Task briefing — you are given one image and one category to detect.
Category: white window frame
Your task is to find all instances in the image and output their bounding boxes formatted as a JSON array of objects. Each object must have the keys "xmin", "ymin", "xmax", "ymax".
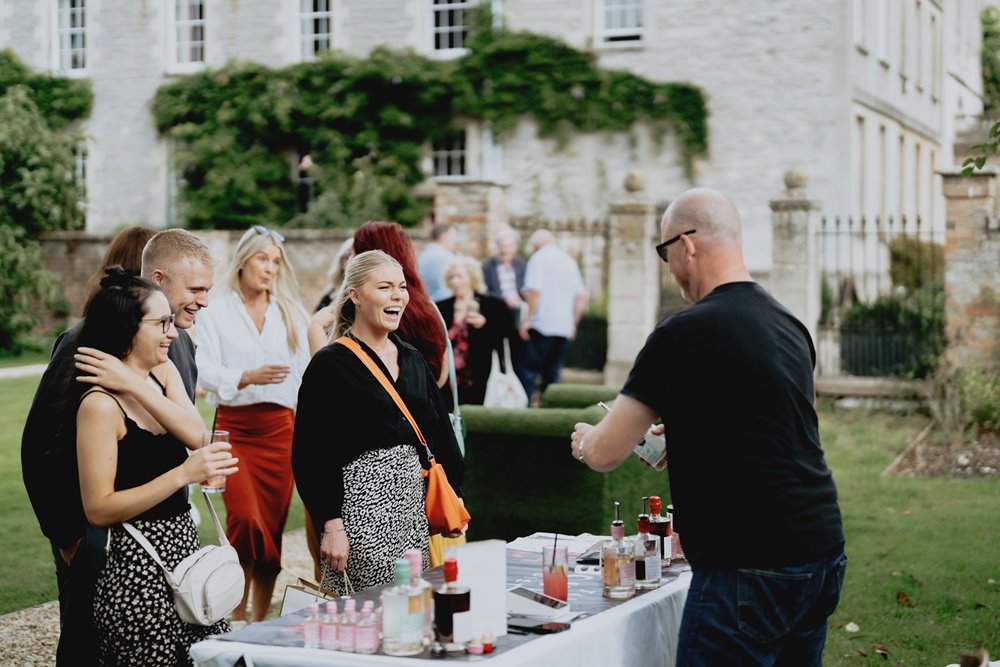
[
  {"xmin": 595, "ymin": 0, "xmax": 644, "ymax": 46},
  {"xmin": 300, "ymin": 0, "xmax": 335, "ymax": 60},
  {"xmin": 53, "ymin": 0, "xmax": 87, "ymax": 77},
  {"xmin": 431, "ymin": 128, "xmax": 468, "ymax": 179},
  {"xmin": 168, "ymin": 0, "xmax": 206, "ymax": 74},
  {"xmin": 430, "ymin": 0, "xmax": 472, "ymax": 59}
]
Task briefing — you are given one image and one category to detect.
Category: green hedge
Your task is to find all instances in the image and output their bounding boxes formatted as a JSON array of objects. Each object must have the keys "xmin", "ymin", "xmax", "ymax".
[
  {"xmin": 539, "ymin": 384, "xmax": 620, "ymax": 409},
  {"xmin": 460, "ymin": 405, "xmax": 670, "ymax": 542}
]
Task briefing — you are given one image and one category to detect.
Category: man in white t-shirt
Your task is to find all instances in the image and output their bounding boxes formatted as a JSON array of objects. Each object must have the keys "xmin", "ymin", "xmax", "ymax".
[{"xmin": 518, "ymin": 229, "xmax": 588, "ymax": 403}]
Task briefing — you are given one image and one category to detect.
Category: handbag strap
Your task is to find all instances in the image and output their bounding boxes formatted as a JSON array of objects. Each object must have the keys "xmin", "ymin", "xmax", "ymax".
[
  {"xmin": 435, "ymin": 307, "xmax": 462, "ymax": 422},
  {"xmin": 121, "ymin": 492, "xmax": 230, "ymax": 581},
  {"xmin": 334, "ymin": 336, "xmax": 429, "ymax": 450}
]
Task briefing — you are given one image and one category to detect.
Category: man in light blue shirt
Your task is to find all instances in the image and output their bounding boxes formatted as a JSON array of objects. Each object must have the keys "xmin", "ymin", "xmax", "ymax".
[
  {"xmin": 418, "ymin": 223, "xmax": 457, "ymax": 302},
  {"xmin": 518, "ymin": 229, "xmax": 588, "ymax": 402}
]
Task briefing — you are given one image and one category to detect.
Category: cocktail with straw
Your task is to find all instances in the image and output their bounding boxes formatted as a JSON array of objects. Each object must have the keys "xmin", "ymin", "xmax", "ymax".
[{"xmin": 542, "ymin": 533, "xmax": 569, "ymax": 601}]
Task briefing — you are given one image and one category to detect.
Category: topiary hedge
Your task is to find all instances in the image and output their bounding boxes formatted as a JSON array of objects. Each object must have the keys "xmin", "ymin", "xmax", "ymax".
[
  {"xmin": 539, "ymin": 383, "xmax": 620, "ymax": 409},
  {"xmin": 460, "ymin": 404, "xmax": 670, "ymax": 542}
]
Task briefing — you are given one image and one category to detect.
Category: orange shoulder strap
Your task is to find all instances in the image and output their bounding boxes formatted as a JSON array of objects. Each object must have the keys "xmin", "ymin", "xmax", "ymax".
[{"xmin": 334, "ymin": 336, "xmax": 428, "ymax": 449}]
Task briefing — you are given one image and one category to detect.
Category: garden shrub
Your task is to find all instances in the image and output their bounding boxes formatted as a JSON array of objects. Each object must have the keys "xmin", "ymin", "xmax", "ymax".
[
  {"xmin": 540, "ymin": 384, "xmax": 620, "ymax": 409},
  {"xmin": 0, "ymin": 226, "xmax": 60, "ymax": 353}
]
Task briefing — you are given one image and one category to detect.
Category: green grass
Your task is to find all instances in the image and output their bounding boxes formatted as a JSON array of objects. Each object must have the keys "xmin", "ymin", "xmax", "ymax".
[
  {"xmin": 820, "ymin": 408, "xmax": 1000, "ymax": 665},
  {"xmin": 0, "ymin": 350, "xmax": 51, "ymax": 369},
  {"xmin": 0, "ymin": 375, "xmax": 304, "ymax": 614}
]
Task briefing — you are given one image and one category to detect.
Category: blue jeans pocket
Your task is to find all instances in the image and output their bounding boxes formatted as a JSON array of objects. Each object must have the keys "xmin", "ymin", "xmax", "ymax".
[{"xmin": 737, "ymin": 567, "xmax": 813, "ymax": 643}]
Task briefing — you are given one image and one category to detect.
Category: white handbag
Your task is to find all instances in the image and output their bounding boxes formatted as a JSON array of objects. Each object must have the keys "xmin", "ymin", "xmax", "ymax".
[
  {"xmin": 123, "ymin": 492, "xmax": 244, "ymax": 626},
  {"xmin": 483, "ymin": 338, "xmax": 529, "ymax": 408}
]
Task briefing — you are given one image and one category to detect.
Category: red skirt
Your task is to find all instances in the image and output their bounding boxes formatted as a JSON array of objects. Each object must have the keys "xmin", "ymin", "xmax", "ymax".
[{"xmin": 216, "ymin": 403, "xmax": 295, "ymax": 572}]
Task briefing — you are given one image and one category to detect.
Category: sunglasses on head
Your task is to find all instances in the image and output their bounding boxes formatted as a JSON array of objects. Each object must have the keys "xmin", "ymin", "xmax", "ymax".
[{"xmin": 253, "ymin": 225, "xmax": 285, "ymax": 244}]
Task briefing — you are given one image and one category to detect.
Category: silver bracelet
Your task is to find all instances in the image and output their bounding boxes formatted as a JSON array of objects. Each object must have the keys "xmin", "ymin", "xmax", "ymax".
[{"xmin": 577, "ymin": 439, "xmax": 586, "ymax": 464}]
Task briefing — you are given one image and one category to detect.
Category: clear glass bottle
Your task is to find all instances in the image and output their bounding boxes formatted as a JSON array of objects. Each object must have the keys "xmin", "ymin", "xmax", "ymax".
[
  {"xmin": 337, "ymin": 598, "xmax": 357, "ymax": 653},
  {"xmin": 432, "ymin": 557, "xmax": 471, "ymax": 652},
  {"xmin": 648, "ymin": 495, "xmax": 672, "ymax": 570},
  {"xmin": 668, "ymin": 503, "xmax": 684, "ymax": 561},
  {"xmin": 602, "ymin": 501, "xmax": 636, "ymax": 599},
  {"xmin": 354, "ymin": 606, "xmax": 378, "ymax": 654},
  {"xmin": 405, "ymin": 548, "xmax": 434, "ymax": 645},
  {"xmin": 634, "ymin": 497, "xmax": 661, "ymax": 589},
  {"xmin": 382, "ymin": 559, "xmax": 424, "ymax": 656},
  {"xmin": 303, "ymin": 602, "xmax": 322, "ymax": 649},
  {"xmin": 321, "ymin": 601, "xmax": 339, "ymax": 650}
]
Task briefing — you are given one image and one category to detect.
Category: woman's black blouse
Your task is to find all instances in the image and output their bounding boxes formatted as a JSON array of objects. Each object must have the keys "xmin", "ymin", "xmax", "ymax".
[{"xmin": 292, "ymin": 333, "xmax": 464, "ymax": 529}]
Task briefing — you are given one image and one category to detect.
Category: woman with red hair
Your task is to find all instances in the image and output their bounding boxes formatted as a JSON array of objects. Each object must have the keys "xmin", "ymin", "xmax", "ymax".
[{"xmin": 353, "ymin": 221, "xmax": 448, "ymax": 387}]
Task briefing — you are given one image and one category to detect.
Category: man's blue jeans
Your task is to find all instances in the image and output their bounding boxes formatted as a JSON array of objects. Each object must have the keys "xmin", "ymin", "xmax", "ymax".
[
  {"xmin": 518, "ymin": 330, "xmax": 569, "ymax": 402},
  {"xmin": 676, "ymin": 548, "xmax": 847, "ymax": 666}
]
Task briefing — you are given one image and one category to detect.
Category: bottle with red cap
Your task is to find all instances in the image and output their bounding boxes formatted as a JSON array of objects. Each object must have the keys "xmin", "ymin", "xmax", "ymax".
[
  {"xmin": 432, "ymin": 558, "xmax": 471, "ymax": 653},
  {"xmin": 633, "ymin": 496, "xmax": 661, "ymax": 589},
  {"xmin": 648, "ymin": 495, "xmax": 672, "ymax": 570}
]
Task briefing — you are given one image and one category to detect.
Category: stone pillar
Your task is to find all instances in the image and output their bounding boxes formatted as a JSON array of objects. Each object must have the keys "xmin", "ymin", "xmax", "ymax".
[
  {"xmin": 769, "ymin": 169, "xmax": 822, "ymax": 345},
  {"xmin": 941, "ymin": 168, "xmax": 1000, "ymax": 368},
  {"xmin": 432, "ymin": 180, "xmax": 509, "ymax": 258},
  {"xmin": 604, "ymin": 171, "xmax": 661, "ymax": 388}
]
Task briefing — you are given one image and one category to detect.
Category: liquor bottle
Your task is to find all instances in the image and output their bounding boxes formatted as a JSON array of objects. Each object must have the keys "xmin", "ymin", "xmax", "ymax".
[
  {"xmin": 354, "ymin": 606, "xmax": 379, "ymax": 654},
  {"xmin": 303, "ymin": 603, "xmax": 322, "ymax": 649},
  {"xmin": 321, "ymin": 601, "xmax": 339, "ymax": 650},
  {"xmin": 668, "ymin": 504, "xmax": 684, "ymax": 561},
  {"xmin": 338, "ymin": 598, "xmax": 357, "ymax": 653},
  {"xmin": 404, "ymin": 548, "xmax": 434, "ymax": 645},
  {"xmin": 432, "ymin": 558, "xmax": 471, "ymax": 653},
  {"xmin": 602, "ymin": 501, "xmax": 636, "ymax": 599},
  {"xmin": 382, "ymin": 559, "xmax": 424, "ymax": 656},
  {"xmin": 633, "ymin": 497, "xmax": 661, "ymax": 589},
  {"xmin": 648, "ymin": 495, "xmax": 672, "ymax": 570}
]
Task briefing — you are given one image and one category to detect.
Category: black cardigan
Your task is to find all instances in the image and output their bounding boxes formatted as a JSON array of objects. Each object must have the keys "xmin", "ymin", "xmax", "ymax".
[
  {"xmin": 292, "ymin": 333, "xmax": 464, "ymax": 529},
  {"xmin": 435, "ymin": 294, "xmax": 514, "ymax": 406}
]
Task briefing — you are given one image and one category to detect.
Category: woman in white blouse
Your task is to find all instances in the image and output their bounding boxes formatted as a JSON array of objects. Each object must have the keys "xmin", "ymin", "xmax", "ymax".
[{"xmin": 195, "ymin": 225, "xmax": 310, "ymax": 623}]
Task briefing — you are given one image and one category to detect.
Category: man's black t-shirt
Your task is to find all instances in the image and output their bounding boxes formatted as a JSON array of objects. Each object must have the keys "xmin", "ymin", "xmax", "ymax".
[{"xmin": 621, "ymin": 282, "xmax": 844, "ymax": 569}]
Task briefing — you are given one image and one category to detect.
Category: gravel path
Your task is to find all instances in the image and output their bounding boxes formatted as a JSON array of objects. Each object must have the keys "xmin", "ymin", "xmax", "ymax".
[{"xmin": 0, "ymin": 528, "xmax": 314, "ymax": 666}]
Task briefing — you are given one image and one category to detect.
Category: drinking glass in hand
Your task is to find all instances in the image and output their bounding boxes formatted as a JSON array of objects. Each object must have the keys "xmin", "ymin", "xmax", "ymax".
[
  {"xmin": 542, "ymin": 545, "xmax": 569, "ymax": 601},
  {"xmin": 201, "ymin": 430, "xmax": 229, "ymax": 493}
]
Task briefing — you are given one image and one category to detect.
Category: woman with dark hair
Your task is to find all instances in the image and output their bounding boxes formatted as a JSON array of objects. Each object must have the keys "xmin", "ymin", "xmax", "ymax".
[
  {"xmin": 71, "ymin": 268, "xmax": 237, "ymax": 665},
  {"xmin": 353, "ymin": 221, "xmax": 447, "ymax": 386}
]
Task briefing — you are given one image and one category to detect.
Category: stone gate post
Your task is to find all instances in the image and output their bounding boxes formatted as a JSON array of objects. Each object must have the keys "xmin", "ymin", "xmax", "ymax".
[
  {"xmin": 604, "ymin": 171, "xmax": 661, "ymax": 388},
  {"xmin": 940, "ymin": 168, "xmax": 1000, "ymax": 368},
  {"xmin": 769, "ymin": 169, "xmax": 822, "ymax": 346}
]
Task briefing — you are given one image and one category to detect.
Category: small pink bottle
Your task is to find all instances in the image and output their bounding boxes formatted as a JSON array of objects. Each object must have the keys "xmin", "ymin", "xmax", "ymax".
[
  {"xmin": 321, "ymin": 601, "xmax": 339, "ymax": 650},
  {"xmin": 337, "ymin": 598, "xmax": 357, "ymax": 653},
  {"xmin": 354, "ymin": 606, "xmax": 378, "ymax": 654},
  {"xmin": 303, "ymin": 603, "xmax": 321, "ymax": 649}
]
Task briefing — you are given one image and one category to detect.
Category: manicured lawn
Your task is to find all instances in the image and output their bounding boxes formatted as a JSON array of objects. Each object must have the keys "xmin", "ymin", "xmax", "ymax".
[
  {"xmin": 0, "ymin": 374, "xmax": 304, "ymax": 614},
  {"xmin": 1, "ymin": 373, "xmax": 998, "ymax": 665}
]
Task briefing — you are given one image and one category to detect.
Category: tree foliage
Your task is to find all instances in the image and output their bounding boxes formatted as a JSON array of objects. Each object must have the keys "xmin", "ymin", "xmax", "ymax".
[
  {"xmin": 963, "ymin": 7, "xmax": 1000, "ymax": 174},
  {"xmin": 0, "ymin": 226, "xmax": 61, "ymax": 353},
  {"xmin": 152, "ymin": 13, "xmax": 709, "ymax": 229},
  {"xmin": 0, "ymin": 49, "xmax": 93, "ymax": 130}
]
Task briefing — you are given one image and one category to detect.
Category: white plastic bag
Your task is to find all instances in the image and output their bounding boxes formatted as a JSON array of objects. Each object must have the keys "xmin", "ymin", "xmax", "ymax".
[{"xmin": 483, "ymin": 338, "xmax": 528, "ymax": 408}]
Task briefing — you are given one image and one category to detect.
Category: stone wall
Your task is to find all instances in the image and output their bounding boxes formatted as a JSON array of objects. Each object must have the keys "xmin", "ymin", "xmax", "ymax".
[{"xmin": 941, "ymin": 169, "xmax": 1000, "ymax": 368}]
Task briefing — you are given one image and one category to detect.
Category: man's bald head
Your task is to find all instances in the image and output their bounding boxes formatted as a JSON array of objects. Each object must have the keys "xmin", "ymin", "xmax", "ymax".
[{"xmin": 661, "ymin": 188, "xmax": 742, "ymax": 246}]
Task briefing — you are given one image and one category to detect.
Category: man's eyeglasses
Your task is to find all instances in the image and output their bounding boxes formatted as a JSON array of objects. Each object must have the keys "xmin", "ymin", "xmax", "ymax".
[
  {"xmin": 655, "ymin": 229, "xmax": 697, "ymax": 263},
  {"xmin": 253, "ymin": 225, "xmax": 285, "ymax": 244},
  {"xmin": 141, "ymin": 314, "xmax": 175, "ymax": 334}
]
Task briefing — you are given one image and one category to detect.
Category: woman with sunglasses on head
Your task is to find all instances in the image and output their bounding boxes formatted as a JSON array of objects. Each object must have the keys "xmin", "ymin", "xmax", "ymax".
[
  {"xmin": 195, "ymin": 225, "xmax": 310, "ymax": 623},
  {"xmin": 71, "ymin": 268, "xmax": 236, "ymax": 665}
]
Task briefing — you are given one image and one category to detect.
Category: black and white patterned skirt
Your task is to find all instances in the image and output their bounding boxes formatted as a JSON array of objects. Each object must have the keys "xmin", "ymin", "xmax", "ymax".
[
  {"xmin": 320, "ymin": 444, "xmax": 430, "ymax": 595},
  {"xmin": 95, "ymin": 509, "xmax": 229, "ymax": 666}
]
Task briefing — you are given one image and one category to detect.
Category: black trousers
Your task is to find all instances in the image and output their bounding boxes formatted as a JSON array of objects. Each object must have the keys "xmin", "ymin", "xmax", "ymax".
[{"xmin": 51, "ymin": 524, "xmax": 108, "ymax": 666}]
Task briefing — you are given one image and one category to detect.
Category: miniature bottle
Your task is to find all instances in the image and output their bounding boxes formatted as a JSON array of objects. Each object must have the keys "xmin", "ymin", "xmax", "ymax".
[
  {"xmin": 337, "ymin": 598, "xmax": 357, "ymax": 653},
  {"xmin": 648, "ymin": 495, "xmax": 672, "ymax": 570},
  {"xmin": 321, "ymin": 601, "xmax": 339, "ymax": 650},
  {"xmin": 303, "ymin": 603, "xmax": 322, "ymax": 649},
  {"xmin": 432, "ymin": 557, "xmax": 471, "ymax": 652},
  {"xmin": 633, "ymin": 497, "xmax": 661, "ymax": 589},
  {"xmin": 354, "ymin": 606, "xmax": 379, "ymax": 654},
  {"xmin": 405, "ymin": 548, "xmax": 434, "ymax": 645},
  {"xmin": 602, "ymin": 501, "xmax": 636, "ymax": 599},
  {"xmin": 382, "ymin": 559, "xmax": 424, "ymax": 656},
  {"xmin": 668, "ymin": 504, "xmax": 684, "ymax": 561}
]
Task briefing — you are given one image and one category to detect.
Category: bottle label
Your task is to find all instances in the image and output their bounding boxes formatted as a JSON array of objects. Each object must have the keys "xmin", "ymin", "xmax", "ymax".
[
  {"xmin": 400, "ymin": 612, "xmax": 423, "ymax": 644},
  {"xmin": 644, "ymin": 556, "xmax": 660, "ymax": 579},
  {"xmin": 619, "ymin": 560, "xmax": 636, "ymax": 586},
  {"xmin": 321, "ymin": 624, "xmax": 338, "ymax": 650},
  {"xmin": 356, "ymin": 626, "xmax": 377, "ymax": 651}
]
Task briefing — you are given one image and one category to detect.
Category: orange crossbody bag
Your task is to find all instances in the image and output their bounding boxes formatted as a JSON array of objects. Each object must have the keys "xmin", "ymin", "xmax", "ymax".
[{"xmin": 335, "ymin": 336, "xmax": 471, "ymax": 535}]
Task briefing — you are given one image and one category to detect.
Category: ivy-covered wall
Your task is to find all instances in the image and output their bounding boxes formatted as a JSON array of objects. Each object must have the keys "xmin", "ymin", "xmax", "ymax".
[{"xmin": 152, "ymin": 14, "xmax": 708, "ymax": 230}]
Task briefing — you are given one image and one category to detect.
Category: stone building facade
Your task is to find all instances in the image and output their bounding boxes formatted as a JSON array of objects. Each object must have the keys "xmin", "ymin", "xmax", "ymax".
[{"xmin": 0, "ymin": 0, "xmax": 984, "ymax": 277}]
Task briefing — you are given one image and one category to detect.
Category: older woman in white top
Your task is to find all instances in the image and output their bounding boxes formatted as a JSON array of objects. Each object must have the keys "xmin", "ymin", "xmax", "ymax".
[{"xmin": 195, "ymin": 225, "xmax": 310, "ymax": 623}]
